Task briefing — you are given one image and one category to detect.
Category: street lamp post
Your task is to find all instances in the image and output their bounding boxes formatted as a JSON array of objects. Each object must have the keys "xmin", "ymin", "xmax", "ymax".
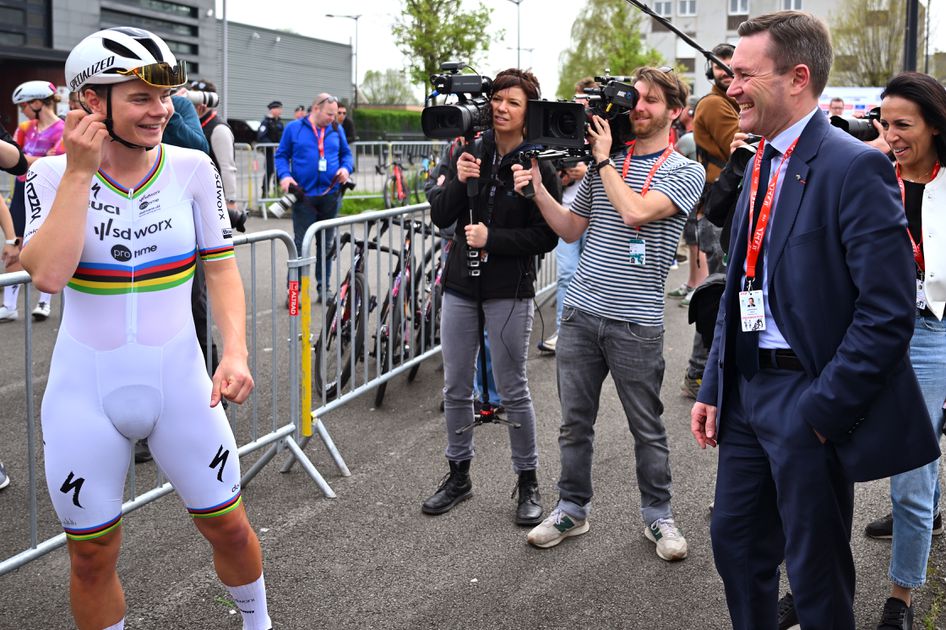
[
  {"xmin": 506, "ymin": 0, "xmax": 525, "ymax": 68},
  {"xmin": 325, "ymin": 13, "xmax": 361, "ymax": 107}
]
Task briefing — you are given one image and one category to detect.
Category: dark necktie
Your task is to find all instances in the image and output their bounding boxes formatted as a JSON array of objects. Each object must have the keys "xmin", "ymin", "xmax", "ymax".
[{"xmin": 734, "ymin": 143, "xmax": 780, "ymax": 380}]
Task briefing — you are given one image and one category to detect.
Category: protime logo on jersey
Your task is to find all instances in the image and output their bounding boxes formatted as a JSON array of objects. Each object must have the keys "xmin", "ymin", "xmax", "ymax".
[
  {"xmin": 94, "ymin": 217, "xmax": 172, "ymax": 241},
  {"xmin": 110, "ymin": 243, "xmax": 158, "ymax": 262}
]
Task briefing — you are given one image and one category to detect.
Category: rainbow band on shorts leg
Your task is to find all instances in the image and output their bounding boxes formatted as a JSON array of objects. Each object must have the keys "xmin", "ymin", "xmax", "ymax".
[
  {"xmin": 64, "ymin": 513, "xmax": 123, "ymax": 541},
  {"xmin": 188, "ymin": 492, "xmax": 242, "ymax": 519}
]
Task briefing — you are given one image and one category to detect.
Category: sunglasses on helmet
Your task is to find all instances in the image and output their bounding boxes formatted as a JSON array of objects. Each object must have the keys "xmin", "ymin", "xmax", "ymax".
[{"xmin": 117, "ymin": 61, "xmax": 189, "ymax": 88}]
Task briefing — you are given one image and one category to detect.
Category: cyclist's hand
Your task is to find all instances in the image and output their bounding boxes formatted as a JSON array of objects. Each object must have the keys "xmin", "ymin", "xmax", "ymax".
[
  {"xmin": 211, "ymin": 354, "xmax": 255, "ymax": 406},
  {"xmin": 63, "ymin": 110, "xmax": 108, "ymax": 176},
  {"xmin": 465, "ymin": 222, "xmax": 488, "ymax": 249},
  {"xmin": 279, "ymin": 176, "xmax": 297, "ymax": 193},
  {"xmin": 457, "ymin": 152, "xmax": 481, "ymax": 183},
  {"xmin": 335, "ymin": 167, "xmax": 349, "ymax": 183}
]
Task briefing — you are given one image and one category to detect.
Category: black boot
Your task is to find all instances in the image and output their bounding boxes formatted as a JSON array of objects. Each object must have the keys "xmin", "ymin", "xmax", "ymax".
[
  {"xmin": 513, "ymin": 469, "xmax": 543, "ymax": 526},
  {"xmin": 422, "ymin": 460, "xmax": 473, "ymax": 515}
]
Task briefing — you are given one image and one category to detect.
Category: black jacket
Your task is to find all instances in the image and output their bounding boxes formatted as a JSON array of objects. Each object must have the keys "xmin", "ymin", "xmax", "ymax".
[
  {"xmin": 257, "ymin": 115, "xmax": 284, "ymax": 144},
  {"xmin": 430, "ymin": 130, "xmax": 561, "ymax": 300}
]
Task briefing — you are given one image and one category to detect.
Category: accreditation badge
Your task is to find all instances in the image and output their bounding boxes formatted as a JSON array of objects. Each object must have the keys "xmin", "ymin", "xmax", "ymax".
[
  {"xmin": 917, "ymin": 278, "xmax": 928, "ymax": 310},
  {"xmin": 739, "ymin": 290, "xmax": 766, "ymax": 332},
  {"xmin": 628, "ymin": 237, "xmax": 646, "ymax": 266},
  {"xmin": 318, "ymin": 158, "xmax": 328, "ymax": 172}
]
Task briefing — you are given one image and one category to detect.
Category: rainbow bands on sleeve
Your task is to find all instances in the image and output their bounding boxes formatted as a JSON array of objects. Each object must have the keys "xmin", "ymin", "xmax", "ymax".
[{"xmin": 199, "ymin": 245, "xmax": 235, "ymax": 262}]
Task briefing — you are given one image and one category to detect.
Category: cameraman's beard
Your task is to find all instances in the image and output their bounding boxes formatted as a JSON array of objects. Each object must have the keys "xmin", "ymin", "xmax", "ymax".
[{"xmin": 632, "ymin": 110, "xmax": 672, "ymax": 140}]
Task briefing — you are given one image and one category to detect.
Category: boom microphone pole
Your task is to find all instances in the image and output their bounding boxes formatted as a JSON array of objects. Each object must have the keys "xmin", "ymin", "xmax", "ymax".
[{"xmin": 623, "ymin": 0, "xmax": 734, "ymax": 77}]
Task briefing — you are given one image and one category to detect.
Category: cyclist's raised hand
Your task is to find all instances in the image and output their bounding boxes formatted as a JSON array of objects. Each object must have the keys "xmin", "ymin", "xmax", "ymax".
[{"xmin": 63, "ymin": 109, "xmax": 108, "ymax": 176}]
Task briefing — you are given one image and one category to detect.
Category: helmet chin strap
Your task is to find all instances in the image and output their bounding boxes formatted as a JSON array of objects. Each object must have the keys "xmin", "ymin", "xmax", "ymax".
[{"xmin": 103, "ymin": 86, "xmax": 157, "ymax": 151}]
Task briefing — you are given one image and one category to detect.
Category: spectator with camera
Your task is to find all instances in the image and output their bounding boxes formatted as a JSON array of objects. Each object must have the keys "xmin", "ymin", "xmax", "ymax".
[
  {"xmin": 852, "ymin": 71, "xmax": 946, "ymax": 630},
  {"xmin": 424, "ymin": 68, "xmax": 560, "ymax": 526},
  {"xmin": 258, "ymin": 100, "xmax": 284, "ymax": 198},
  {"xmin": 275, "ymin": 93, "xmax": 353, "ymax": 302},
  {"xmin": 517, "ymin": 67, "xmax": 704, "ymax": 558}
]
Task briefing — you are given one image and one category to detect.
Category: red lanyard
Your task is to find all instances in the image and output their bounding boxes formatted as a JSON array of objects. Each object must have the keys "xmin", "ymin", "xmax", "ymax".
[
  {"xmin": 745, "ymin": 138, "xmax": 798, "ymax": 285},
  {"xmin": 896, "ymin": 161, "xmax": 940, "ymax": 272},
  {"xmin": 308, "ymin": 119, "xmax": 326, "ymax": 158},
  {"xmin": 199, "ymin": 111, "xmax": 216, "ymax": 128},
  {"xmin": 621, "ymin": 141, "xmax": 675, "ymax": 194}
]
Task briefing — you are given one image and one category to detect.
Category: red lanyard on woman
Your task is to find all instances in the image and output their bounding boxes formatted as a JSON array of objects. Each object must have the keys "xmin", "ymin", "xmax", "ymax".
[
  {"xmin": 896, "ymin": 161, "xmax": 941, "ymax": 271},
  {"xmin": 744, "ymin": 138, "xmax": 798, "ymax": 287}
]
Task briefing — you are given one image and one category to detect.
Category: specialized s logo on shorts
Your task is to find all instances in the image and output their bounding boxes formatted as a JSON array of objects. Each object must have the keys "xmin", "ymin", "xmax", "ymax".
[
  {"xmin": 60, "ymin": 471, "xmax": 85, "ymax": 508},
  {"xmin": 209, "ymin": 445, "xmax": 230, "ymax": 483}
]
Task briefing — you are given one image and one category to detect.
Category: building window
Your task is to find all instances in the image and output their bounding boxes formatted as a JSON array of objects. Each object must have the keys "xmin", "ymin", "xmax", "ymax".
[
  {"xmin": 676, "ymin": 58, "xmax": 696, "ymax": 72},
  {"xmin": 109, "ymin": 0, "xmax": 197, "ymax": 19},
  {"xmin": 100, "ymin": 8, "xmax": 198, "ymax": 38},
  {"xmin": 783, "ymin": 0, "xmax": 801, "ymax": 8},
  {"xmin": 729, "ymin": 0, "xmax": 748, "ymax": 14},
  {"xmin": 678, "ymin": 0, "xmax": 696, "ymax": 15},
  {"xmin": 653, "ymin": 1, "xmax": 672, "ymax": 17},
  {"xmin": 0, "ymin": 0, "xmax": 50, "ymax": 48},
  {"xmin": 165, "ymin": 40, "xmax": 198, "ymax": 56}
]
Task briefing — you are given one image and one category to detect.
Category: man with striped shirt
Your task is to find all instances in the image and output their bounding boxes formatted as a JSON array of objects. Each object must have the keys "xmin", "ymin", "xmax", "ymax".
[{"xmin": 514, "ymin": 67, "xmax": 705, "ymax": 558}]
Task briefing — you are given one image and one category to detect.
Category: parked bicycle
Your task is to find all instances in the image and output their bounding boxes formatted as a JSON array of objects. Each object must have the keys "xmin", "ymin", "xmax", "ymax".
[
  {"xmin": 375, "ymin": 150, "xmax": 412, "ymax": 209},
  {"xmin": 372, "ymin": 217, "xmax": 441, "ymax": 407},
  {"xmin": 411, "ymin": 153, "xmax": 437, "ymax": 204},
  {"xmin": 407, "ymin": 237, "xmax": 450, "ymax": 384}
]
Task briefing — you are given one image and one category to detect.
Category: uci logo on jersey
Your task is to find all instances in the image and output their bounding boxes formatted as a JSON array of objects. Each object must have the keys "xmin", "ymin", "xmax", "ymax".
[
  {"xmin": 94, "ymin": 218, "xmax": 172, "ymax": 241},
  {"xmin": 90, "ymin": 201, "xmax": 120, "ymax": 216}
]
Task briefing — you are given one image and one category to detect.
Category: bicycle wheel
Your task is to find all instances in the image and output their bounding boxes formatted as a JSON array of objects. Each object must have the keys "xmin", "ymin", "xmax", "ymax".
[
  {"xmin": 412, "ymin": 168, "xmax": 427, "ymax": 204},
  {"xmin": 313, "ymin": 272, "xmax": 367, "ymax": 400},
  {"xmin": 408, "ymin": 250, "xmax": 441, "ymax": 382},
  {"xmin": 382, "ymin": 173, "xmax": 394, "ymax": 209}
]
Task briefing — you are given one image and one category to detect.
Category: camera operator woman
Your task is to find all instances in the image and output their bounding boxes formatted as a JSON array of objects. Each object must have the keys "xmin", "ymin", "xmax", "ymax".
[
  {"xmin": 1, "ymin": 81, "xmax": 65, "ymax": 322},
  {"xmin": 862, "ymin": 71, "xmax": 946, "ymax": 628},
  {"xmin": 424, "ymin": 68, "xmax": 561, "ymax": 525}
]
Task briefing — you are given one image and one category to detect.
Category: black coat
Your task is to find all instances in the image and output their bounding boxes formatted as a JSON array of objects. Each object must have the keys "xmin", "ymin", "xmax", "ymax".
[{"xmin": 430, "ymin": 131, "xmax": 561, "ymax": 300}]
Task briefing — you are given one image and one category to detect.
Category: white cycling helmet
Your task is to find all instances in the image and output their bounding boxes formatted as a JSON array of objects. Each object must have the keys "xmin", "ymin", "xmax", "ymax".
[
  {"xmin": 65, "ymin": 26, "xmax": 186, "ymax": 93},
  {"xmin": 65, "ymin": 27, "xmax": 187, "ymax": 150},
  {"xmin": 12, "ymin": 81, "xmax": 57, "ymax": 104}
]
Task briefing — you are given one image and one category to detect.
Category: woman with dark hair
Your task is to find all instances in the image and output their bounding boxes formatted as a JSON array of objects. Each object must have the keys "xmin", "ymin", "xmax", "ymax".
[
  {"xmin": 863, "ymin": 71, "xmax": 946, "ymax": 629},
  {"xmin": 424, "ymin": 68, "xmax": 561, "ymax": 525}
]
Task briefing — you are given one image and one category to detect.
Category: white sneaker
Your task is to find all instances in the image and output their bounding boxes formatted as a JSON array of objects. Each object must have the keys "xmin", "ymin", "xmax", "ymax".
[
  {"xmin": 537, "ymin": 333, "xmax": 557, "ymax": 353},
  {"xmin": 679, "ymin": 288, "xmax": 696, "ymax": 308},
  {"xmin": 0, "ymin": 306, "xmax": 18, "ymax": 322},
  {"xmin": 644, "ymin": 517, "xmax": 688, "ymax": 561},
  {"xmin": 527, "ymin": 507, "xmax": 589, "ymax": 548},
  {"xmin": 32, "ymin": 301, "xmax": 50, "ymax": 321}
]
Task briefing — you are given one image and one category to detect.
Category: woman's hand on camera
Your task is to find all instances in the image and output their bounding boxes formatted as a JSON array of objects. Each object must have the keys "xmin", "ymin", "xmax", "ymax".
[
  {"xmin": 587, "ymin": 114, "xmax": 613, "ymax": 163},
  {"xmin": 864, "ymin": 120, "xmax": 891, "ymax": 155},
  {"xmin": 465, "ymin": 222, "xmax": 488, "ymax": 249},
  {"xmin": 456, "ymin": 152, "xmax": 481, "ymax": 183},
  {"xmin": 63, "ymin": 110, "xmax": 108, "ymax": 176},
  {"xmin": 511, "ymin": 158, "xmax": 542, "ymax": 196}
]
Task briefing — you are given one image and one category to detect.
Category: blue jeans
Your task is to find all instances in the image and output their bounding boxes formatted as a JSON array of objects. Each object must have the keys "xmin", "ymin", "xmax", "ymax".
[
  {"xmin": 554, "ymin": 236, "xmax": 584, "ymax": 329},
  {"xmin": 889, "ymin": 313, "xmax": 946, "ymax": 588},
  {"xmin": 292, "ymin": 190, "xmax": 340, "ymax": 292},
  {"xmin": 555, "ymin": 306, "xmax": 673, "ymax": 525}
]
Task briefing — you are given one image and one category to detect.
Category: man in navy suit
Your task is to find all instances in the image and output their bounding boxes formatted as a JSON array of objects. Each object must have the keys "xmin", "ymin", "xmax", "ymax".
[{"xmin": 689, "ymin": 11, "xmax": 941, "ymax": 630}]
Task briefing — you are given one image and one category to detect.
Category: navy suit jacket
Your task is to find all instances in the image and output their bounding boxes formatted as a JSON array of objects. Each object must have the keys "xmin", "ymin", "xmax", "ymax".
[{"xmin": 697, "ymin": 112, "xmax": 941, "ymax": 482}]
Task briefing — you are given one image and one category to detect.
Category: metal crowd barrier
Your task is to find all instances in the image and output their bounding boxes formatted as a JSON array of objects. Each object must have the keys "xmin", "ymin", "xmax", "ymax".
[
  {"xmin": 236, "ymin": 141, "xmax": 447, "ymax": 215},
  {"xmin": 0, "ymin": 229, "xmax": 339, "ymax": 577},
  {"xmin": 284, "ymin": 202, "xmax": 558, "ymax": 468}
]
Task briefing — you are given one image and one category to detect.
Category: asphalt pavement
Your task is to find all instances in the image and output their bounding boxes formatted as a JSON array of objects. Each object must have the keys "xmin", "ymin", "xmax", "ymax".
[{"xmin": 0, "ymin": 216, "xmax": 944, "ymax": 629}]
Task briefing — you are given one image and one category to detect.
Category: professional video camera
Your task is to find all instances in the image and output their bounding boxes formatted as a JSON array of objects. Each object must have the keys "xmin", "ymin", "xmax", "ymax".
[
  {"xmin": 830, "ymin": 106, "xmax": 881, "ymax": 141},
  {"xmin": 421, "ymin": 62, "xmax": 493, "ymax": 140},
  {"xmin": 525, "ymin": 72, "xmax": 639, "ymax": 151},
  {"xmin": 186, "ymin": 90, "xmax": 219, "ymax": 109}
]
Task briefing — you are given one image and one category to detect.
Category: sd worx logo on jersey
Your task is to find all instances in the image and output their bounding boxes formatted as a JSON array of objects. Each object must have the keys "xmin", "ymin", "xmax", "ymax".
[
  {"xmin": 25, "ymin": 171, "xmax": 41, "ymax": 224},
  {"xmin": 94, "ymin": 217, "xmax": 172, "ymax": 242}
]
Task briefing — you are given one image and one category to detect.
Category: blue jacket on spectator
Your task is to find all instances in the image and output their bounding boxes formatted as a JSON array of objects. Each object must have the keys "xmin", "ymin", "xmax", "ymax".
[
  {"xmin": 274, "ymin": 118, "xmax": 353, "ymax": 197},
  {"xmin": 163, "ymin": 95, "xmax": 209, "ymax": 153}
]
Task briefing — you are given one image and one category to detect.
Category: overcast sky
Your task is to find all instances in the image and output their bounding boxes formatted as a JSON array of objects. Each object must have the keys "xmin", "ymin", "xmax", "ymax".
[{"xmin": 218, "ymin": 0, "xmax": 944, "ymax": 98}]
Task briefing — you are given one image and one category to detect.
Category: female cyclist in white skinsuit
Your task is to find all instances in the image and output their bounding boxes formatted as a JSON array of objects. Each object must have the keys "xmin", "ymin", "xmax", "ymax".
[{"xmin": 20, "ymin": 27, "xmax": 271, "ymax": 630}]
